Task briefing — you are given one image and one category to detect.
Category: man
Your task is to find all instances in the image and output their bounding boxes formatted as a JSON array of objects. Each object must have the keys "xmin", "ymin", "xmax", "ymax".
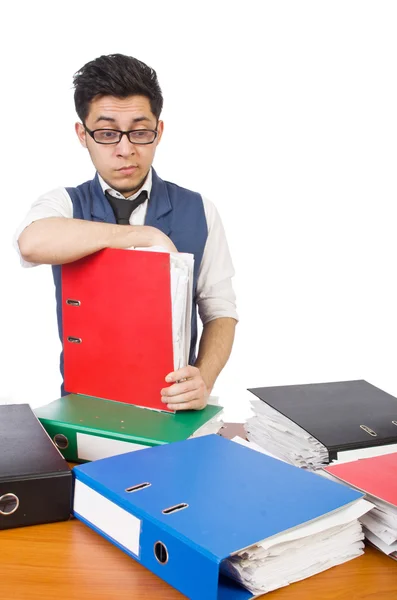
[{"xmin": 16, "ymin": 54, "xmax": 238, "ymax": 411}]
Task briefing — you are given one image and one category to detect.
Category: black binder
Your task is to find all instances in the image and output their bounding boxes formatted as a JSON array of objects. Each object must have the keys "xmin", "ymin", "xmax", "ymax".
[
  {"xmin": 0, "ymin": 404, "xmax": 72, "ymax": 530},
  {"xmin": 248, "ymin": 380, "xmax": 397, "ymax": 460}
]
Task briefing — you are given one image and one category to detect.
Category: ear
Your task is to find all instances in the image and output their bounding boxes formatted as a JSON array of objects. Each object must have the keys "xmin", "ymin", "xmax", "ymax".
[
  {"xmin": 156, "ymin": 120, "xmax": 164, "ymax": 144},
  {"xmin": 75, "ymin": 122, "xmax": 87, "ymax": 148}
]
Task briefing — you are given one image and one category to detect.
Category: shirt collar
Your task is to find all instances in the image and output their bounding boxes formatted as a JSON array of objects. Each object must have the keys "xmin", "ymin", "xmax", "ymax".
[{"xmin": 97, "ymin": 168, "xmax": 152, "ymax": 201}]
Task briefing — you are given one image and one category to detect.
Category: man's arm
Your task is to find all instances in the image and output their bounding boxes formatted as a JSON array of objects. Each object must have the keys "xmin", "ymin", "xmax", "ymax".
[
  {"xmin": 194, "ymin": 317, "xmax": 237, "ymax": 392},
  {"xmin": 18, "ymin": 217, "xmax": 177, "ymax": 265},
  {"xmin": 160, "ymin": 317, "xmax": 237, "ymax": 410}
]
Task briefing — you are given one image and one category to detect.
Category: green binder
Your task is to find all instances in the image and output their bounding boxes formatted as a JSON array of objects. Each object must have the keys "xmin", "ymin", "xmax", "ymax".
[{"xmin": 35, "ymin": 394, "xmax": 223, "ymax": 463}]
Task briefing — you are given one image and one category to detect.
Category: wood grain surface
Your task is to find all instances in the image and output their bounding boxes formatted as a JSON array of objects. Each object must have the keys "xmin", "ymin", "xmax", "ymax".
[{"xmin": 1, "ymin": 517, "xmax": 396, "ymax": 600}]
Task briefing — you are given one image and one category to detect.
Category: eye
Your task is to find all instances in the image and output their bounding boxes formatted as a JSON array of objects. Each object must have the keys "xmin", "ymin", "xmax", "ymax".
[
  {"xmin": 129, "ymin": 130, "xmax": 156, "ymax": 143},
  {"xmin": 103, "ymin": 130, "xmax": 119, "ymax": 138},
  {"xmin": 95, "ymin": 129, "xmax": 120, "ymax": 142}
]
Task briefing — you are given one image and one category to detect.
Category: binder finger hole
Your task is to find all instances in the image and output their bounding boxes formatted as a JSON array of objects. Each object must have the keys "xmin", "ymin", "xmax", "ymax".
[
  {"xmin": 154, "ymin": 541, "xmax": 168, "ymax": 564},
  {"xmin": 67, "ymin": 336, "xmax": 82, "ymax": 344},
  {"xmin": 0, "ymin": 493, "xmax": 19, "ymax": 516},
  {"xmin": 162, "ymin": 503, "xmax": 189, "ymax": 515},
  {"xmin": 66, "ymin": 299, "xmax": 81, "ymax": 306},
  {"xmin": 359, "ymin": 425, "xmax": 377, "ymax": 437},
  {"xmin": 54, "ymin": 433, "xmax": 69, "ymax": 449},
  {"xmin": 125, "ymin": 482, "xmax": 151, "ymax": 493}
]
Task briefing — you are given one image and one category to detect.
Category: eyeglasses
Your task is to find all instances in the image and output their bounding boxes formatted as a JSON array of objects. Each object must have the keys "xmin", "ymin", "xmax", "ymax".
[{"xmin": 84, "ymin": 125, "xmax": 158, "ymax": 145}]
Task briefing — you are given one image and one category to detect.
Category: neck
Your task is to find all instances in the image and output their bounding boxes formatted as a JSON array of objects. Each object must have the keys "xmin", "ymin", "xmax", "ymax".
[{"xmin": 100, "ymin": 170, "xmax": 150, "ymax": 198}]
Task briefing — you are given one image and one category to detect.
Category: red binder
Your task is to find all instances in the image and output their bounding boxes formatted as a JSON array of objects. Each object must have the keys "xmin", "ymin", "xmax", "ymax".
[
  {"xmin": 62, "ymin": 248, "xmax": 175, "ymax": 412},
  {"xmin": 325, "ymin": 453, "xmax": 397, "ymax": 506}
]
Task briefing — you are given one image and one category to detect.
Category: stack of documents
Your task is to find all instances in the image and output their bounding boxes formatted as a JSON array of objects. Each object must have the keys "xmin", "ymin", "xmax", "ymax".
[
  {"xmin": 222, "ymin": 501, "xmax": 369, "ymax": 595},
  {"xmin": 62, "ymin": 247, "xmax": 194, "ymax": 411},
  {"xmin": 245, "ymin": 380, "xmax": 397, "ymax": 469},
  {"xmin": 325, "ymin": 453, "xmax": 397, "ymax": 561},
  {"xmin": 224, "ymin": 436, "xmax": 372, "ymax": 593},
  {"xmin": 245, "ymin": 399, "xmax": 328, "ymax": 468},
  {"xmin": 169, "ymin": 251, "xmax": 194, "ymax": 370},
  {"xmin": 136, "ymin": 247, "xmax": 194, "ymax": 370},
  {"xmin": 72, "ymin": 434, "xmax": 372, "ymax": 599}
]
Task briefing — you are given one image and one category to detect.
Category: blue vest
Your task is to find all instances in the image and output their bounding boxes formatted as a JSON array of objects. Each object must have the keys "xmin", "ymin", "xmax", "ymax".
[{"xmin": 52, "ymin": 169, "xmax": 208, "ymax": 394}]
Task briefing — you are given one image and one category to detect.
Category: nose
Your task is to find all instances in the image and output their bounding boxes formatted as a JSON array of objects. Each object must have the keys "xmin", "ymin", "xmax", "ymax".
[{"xmin": 116, "ymin": 132, "xmax": 136, "ymax": 156}]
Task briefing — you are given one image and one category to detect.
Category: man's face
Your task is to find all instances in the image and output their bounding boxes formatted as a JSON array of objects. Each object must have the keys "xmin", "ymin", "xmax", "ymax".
[{"xmin": 75, "ymin": 95, "xmax": 163, "ymax": 197}]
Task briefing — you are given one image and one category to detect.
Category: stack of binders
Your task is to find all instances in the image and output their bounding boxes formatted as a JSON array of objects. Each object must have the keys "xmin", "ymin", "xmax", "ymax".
[
  {"xmin": 324, "ymin": 453, "xmax": 397, "ymax": 561},
  {"xmin": 36, "ymin": 247, "xmax": 223, "ymax": 462},
  {"xmin": 245, "ymin": 380, "xmax": 397, "ymax": 469},
  {"xmin": 72, "ymin": 434, "xmax": 373, "ymax": 599},
  {"xmin": 0, "ymin": 404, "xmax": 72, "ymax": 530}
]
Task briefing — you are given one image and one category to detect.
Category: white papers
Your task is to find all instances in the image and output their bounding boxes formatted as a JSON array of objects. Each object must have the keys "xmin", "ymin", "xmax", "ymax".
[
  {"xmin": 245, "ymin": 399, "xmax": 329, "ymax": 469},
  {"xmin": 226, "ymin": 437, "xmax": 374, "ymax": 594},
  {"xmin": 324, "ymin": 473, "xmax": 397, "ymax": 560},
  {"xmin": 132, "ymin": 247, "xmax": 194, "ymax": 370},
  {"xmin": 222, "ymin": 499, "xmax": 372, "ymax": 595},
  {"xmin": 360, "ymin": 499, "xmax": 397, "ymax": 558},
  {"xmin": 364, "ymin": 528, "xmax": 397, "ymax": 554},
  {"xmin": 169, "ymin": 253, "xmax": 194, "ymax": 369},
  {"xmin": 245, "ymin": 399, "xmax": 397, "ymax": 470},
  {"xmin": 360, "ymin": 505, "xmax": 397, "ymax": 544},
  {"xmin": 191, "ymin": 411, "xmax": 224, "ymax": 438}
]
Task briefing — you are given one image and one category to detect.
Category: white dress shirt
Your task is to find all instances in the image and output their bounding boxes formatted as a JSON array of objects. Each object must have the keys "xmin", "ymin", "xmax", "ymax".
[{"xmin": 14, "ymin": 170, "xmax": 238, "ymax": 325}]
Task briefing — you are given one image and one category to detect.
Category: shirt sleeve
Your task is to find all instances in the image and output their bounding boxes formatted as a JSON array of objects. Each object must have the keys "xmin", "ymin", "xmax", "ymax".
[
  {"xmin": 196, "ymin": 196, "xmax": 239, "ymax": 325},
  {"xmin": 13, "ymin": 187, "xmax": 73, "ymax": 268}
]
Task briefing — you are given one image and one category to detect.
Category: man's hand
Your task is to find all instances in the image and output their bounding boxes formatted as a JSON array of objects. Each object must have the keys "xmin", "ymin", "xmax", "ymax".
[
  {"xmin": 161, "ymin": 366, "xmax": 209, "ymax": 411},
  {"xmin": 115, "ymin": 226, "xmax": 178, "ymax": 253},
  {"xmin": 109, "ymin": 225, "xmax": 177, "ymax": 253},
  {"xmin": 153, "ymin": 229, "xmax": 178, "ymax": 253}
]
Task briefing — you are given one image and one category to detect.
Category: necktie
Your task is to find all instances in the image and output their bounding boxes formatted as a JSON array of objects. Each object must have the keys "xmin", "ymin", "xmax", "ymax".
[{"xmin": 105, "ymin": 190, "xmax": 148, "ymax": 225}]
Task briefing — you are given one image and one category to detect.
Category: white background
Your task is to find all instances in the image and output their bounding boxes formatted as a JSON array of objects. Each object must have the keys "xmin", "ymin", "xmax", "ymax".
[{"xmin": 1, "ymin": 1, "xmax": 396, "ymax": 422}]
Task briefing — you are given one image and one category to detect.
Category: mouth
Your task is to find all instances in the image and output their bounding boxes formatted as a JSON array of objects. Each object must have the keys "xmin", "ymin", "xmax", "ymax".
[{"xmin": 117, "ymin": 166, "xmax": 138, "ymax": 175}]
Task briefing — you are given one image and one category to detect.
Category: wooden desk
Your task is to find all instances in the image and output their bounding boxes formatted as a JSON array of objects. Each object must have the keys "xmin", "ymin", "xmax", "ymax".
[{"xmin": 1, "ymin": 518, "xmax": 396, "ymax": 600}]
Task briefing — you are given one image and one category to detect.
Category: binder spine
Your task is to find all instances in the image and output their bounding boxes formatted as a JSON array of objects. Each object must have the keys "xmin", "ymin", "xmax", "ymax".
[
  {"xmin": 73, "ymin": 476, "xmax": 220, "ymax": 600},
  {"xmin": 138, "ymin": 518, "xmax": 221, "ymax": 600},
  {"xmin": 0, "ymin": 474, "xmax": 72, "ymax": 530}
]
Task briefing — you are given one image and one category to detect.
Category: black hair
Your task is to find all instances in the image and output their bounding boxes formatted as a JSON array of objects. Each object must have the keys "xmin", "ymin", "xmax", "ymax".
[{"xmin": 73, "ymin": 53, "xmax": 163, "ymax": 122}]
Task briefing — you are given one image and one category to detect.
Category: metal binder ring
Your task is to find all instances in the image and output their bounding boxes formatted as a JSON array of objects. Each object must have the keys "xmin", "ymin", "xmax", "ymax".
[
  {"xmin": 0, "ymin": 493, "xmax": 19, "ymax": 516},
  {"xmin": 154, "ymin": 541, "xmax": 169, "ymax": 565},
  {"xmin": 53, "ymin": 433, "xmax": 69, "ymax": 449}
]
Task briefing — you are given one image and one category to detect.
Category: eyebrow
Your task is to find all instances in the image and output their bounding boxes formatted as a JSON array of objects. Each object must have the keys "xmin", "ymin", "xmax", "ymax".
[{"xmin": 94, "ymin": 115, "xmax": 152, "ymax": 125}]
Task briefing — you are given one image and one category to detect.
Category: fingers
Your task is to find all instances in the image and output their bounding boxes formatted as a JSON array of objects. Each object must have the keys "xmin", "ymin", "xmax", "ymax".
[
  {"xmin": 166, "ymin": 398, "xmax": 207, "ymax": 411},
  {"xmin": 161, "ymin": 380, "xmax": 197, "ymax": 398},
  {"xmin": 162, "ymin": 366, "xmax": 208, "ymax": 411},
  {"xmin": 161, "ymin": 377, "xmax": 205, "ymax": 401},
  {"xmin": 165, "ymin": 366, "xmax": 199, "ymax": 383},
  {"xmin": 165, "ymin": 388, "xmax": 199, "ymax": 403}
]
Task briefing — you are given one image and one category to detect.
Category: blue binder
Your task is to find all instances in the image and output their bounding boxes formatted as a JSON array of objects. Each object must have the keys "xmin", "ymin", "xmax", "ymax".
[{"xmin": 73, "ymin": 435, "xmax": 363, "ymax": 600}]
